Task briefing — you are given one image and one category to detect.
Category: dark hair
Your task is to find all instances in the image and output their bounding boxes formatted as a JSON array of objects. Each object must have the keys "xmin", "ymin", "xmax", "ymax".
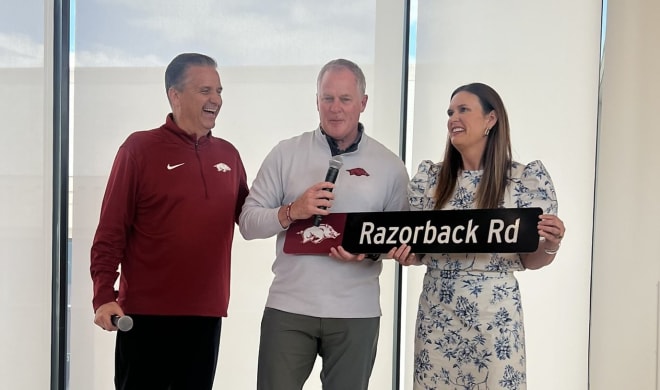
[
  {"xmin": 316, "ymin": 58, "xmax": 366, "ymax": 95},
  {"xmin": 165, "ymin": 53, "xmax": 217, "ymax": 94},
  {"xmin": 434, "ymin": 82, "xmax": 512, "ymax": 209}
]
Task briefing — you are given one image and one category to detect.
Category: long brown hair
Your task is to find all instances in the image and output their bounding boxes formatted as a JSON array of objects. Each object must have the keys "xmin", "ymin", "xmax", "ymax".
[{"xmin": 434, "ymin": 83, "xmax": 512, "ymax": 209}]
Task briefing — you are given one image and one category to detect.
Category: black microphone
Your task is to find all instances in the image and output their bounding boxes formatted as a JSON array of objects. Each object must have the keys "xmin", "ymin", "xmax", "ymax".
[
  {"xmin": 111, "ymin": 314, "xmax": 134, "ymax": 332},
  {"xmin": 314, "ymin": 156, "xmax": 343, "ymax": 226}
]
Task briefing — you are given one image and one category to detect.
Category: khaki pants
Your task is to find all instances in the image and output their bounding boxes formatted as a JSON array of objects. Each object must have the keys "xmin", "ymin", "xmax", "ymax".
[{"xmin": 257, "ymin": 307, "xmax": 379, "ymax": 390}]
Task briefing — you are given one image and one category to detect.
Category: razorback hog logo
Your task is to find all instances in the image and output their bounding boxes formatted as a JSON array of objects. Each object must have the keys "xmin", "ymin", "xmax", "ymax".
[
  {"xmin": 214, "ymin": 162, "xmax": 231, "ymax": 172},
  {"xmin": 298, "ymin": 224, "xmax": 340, "ymax": 244},
  {"xmin": 347, "ymin": 168, "xmax": 370, "ymax": 176}
]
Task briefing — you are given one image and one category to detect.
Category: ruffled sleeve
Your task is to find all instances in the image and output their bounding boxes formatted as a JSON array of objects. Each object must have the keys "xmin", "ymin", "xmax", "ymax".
[
  {"xmin": 512, "ymin": 160, "xmax": 558, "ymax": 214},
  {"xmin": 408, "ymin": 160, "xmax": 439, "ymax": 211}
]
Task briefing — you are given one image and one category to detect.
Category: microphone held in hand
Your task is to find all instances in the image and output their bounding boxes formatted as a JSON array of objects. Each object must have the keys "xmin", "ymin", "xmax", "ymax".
[
  {"xmin": 111, "ymin": 314, "xmax": 134, "ymax": 332},
  {"xmin": 314, "ymin": 156, "xmax": 343, "ymax": 226}
]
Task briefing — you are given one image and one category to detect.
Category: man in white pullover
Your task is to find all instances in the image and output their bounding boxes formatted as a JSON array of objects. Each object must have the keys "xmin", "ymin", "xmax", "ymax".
[{"xmin": 239, "ymin": 58, "xmax": 409, "ymax": 390}]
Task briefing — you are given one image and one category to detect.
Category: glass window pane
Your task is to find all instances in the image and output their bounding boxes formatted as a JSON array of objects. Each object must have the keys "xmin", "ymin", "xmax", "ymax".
[
  {"xmin": 69, "ymin": 1, "xmax": 407, "ymax": 389},
  {"xmin": 0, "ymin": 0, "xmax": 50, "ymax": 389}
]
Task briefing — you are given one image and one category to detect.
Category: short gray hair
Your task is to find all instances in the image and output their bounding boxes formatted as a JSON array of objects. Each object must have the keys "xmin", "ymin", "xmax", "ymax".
[
  {"xmin": 165, "ymin": 53, "xmax": 217, "ymax": 94},
  {"xmin": 316, "ymin": 58, "xmax": 366, "ymax": 95}
]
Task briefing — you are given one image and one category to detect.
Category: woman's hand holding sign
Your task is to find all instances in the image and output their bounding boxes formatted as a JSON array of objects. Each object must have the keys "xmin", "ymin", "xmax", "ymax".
[{"xmin": 386, "ymin": 243, "xmax": 423, "ymax": 266}]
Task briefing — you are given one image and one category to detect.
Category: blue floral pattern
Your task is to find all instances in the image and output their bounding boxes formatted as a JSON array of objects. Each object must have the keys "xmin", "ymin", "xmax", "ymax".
[{"xmin": 409, "ymin": 160, "xmax": 557, "ymax": 390}]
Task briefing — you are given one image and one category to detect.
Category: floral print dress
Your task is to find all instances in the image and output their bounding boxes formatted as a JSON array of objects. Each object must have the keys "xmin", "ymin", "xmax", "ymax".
[{"xmin": 408, "ymin": 160, "xmax": 557, "ymax": 390}]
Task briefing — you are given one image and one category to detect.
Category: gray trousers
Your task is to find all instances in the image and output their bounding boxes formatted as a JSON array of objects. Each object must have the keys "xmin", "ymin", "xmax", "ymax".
[{"xmin": 257, "ymin": 307, "xmax": 380, "ymax": 390}]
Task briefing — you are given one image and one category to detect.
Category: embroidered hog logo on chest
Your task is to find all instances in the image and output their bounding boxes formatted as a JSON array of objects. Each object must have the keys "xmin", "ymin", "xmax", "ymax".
[
  {"xmin": 214, "ymin": 163, "xmax": 231, "ymax": 172},
  {"xmin": 298, "ymin": 224, "xmax": 341, "ymax": 244},
  {"xmin": 347, "ymin": 168, "xmax": 370, "ymax": 176}
]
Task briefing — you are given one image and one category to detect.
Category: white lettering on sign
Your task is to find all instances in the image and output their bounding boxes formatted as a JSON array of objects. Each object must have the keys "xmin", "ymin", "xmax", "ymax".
[
  {"xmin": 359, "ymin": 219, "xmax": 499, "ymax": 245},
  {"xmin": 487, "ymin": 218, "xmax": 520, "ymax": 243}
]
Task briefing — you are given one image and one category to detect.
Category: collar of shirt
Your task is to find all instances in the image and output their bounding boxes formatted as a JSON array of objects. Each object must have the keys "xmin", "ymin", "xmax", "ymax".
[{"xmin": 320, "ymin": 122, "xmax": 365, "ymax": 156}]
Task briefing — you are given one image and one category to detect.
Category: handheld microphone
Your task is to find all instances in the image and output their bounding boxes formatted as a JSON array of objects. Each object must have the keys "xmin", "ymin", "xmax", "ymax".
[
  {"xmin": 314, "ymin": 156, "xmax": 343, "ymax": 226},
  {"xmin": 111, "ymin": 314, "xmax": 134, "ymax": 332}
]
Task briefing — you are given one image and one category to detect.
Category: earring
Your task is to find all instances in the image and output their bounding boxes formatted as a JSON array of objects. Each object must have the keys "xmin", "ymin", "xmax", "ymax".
[{"xmin": 484, "ymin": 127, "xmax": 490, "ymax": 136}]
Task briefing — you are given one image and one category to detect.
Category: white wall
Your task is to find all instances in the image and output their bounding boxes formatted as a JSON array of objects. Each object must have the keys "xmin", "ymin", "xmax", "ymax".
[{"xmin": 590, "ymin": 0, "xmax": 660, "ymax": 388}]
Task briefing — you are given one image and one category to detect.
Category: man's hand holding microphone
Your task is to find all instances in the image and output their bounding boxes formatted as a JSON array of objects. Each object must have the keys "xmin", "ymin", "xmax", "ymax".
[{"xmin": 94, "ymin": 301, "xmax": 133, "ymax": 332}]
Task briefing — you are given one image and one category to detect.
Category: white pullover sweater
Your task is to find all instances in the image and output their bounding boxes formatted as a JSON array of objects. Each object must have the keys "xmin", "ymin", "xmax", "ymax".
[{"xmin": 239, "ymin": 126, "xmax": 409, "ymax": 318}]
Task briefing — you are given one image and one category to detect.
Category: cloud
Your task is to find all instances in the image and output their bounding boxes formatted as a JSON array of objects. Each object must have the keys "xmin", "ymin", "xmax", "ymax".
[
  {"xmin": 75, "ymin": 0, "xmax": 376, "ymax": 67},
  {"xmin": 72, "ymin": 45, "xmax": 162, "ymax": 67},
  {"xmin": 0, "ymin": 0, "xmax": 389, "ymax": 67},
  {"xmin": 0, "ymin": 33, "xmax": 43, "ymax": 67}
]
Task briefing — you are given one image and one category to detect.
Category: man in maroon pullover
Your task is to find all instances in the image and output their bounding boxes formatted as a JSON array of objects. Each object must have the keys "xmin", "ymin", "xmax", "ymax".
[{"xmin": 90, "ymin": 52, "xmax": 248, "ymax": 390}]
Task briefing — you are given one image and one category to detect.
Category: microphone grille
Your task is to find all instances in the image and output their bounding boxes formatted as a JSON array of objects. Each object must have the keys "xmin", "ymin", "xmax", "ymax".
[
  {"xmin": 329, "ymin": 155, "xmax": 343, "ymax": 169},
  {"xmin": 117, "ymin": 315, "xmax": 134, "ymax": 331}
]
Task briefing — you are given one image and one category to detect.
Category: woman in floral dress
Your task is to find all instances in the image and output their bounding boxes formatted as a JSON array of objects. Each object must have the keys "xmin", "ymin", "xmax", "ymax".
[{"xmin": 388, "ymin": 83, "xmax": 566, "ymax": 390}]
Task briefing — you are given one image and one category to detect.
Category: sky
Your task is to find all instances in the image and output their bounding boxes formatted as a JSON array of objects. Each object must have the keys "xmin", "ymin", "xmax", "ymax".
[
  {"xmin": 0, "ymin": 0, "xmax": 419, "ymax": 68},
  {"xmin": 0, "ymin": 0, "xmax": 607, "ymax": 69},
  {"xmin": 70, "ymin": 0, "xmax": 385, "ymax": 67},
  {"xmin": 0, "ymin": 0, "xmax": 44, "ymax": 66}
]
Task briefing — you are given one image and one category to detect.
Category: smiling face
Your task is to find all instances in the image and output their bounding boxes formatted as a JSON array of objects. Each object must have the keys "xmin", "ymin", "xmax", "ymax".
[
  {"xmin": 446, "ymin": 90, "xmax": 496, "ymax": 165},
  {"xmin": 316, "ymin": 67, "xmax": 368, "ymax": 150},
  {"xmin": 168, "ymin": 65, "xmax": 223, "ymax": 138}
]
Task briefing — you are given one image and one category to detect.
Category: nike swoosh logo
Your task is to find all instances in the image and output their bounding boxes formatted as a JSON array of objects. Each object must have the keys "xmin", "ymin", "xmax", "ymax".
[{"xmin": 167, "ymin": 163, "xmax": 185, "ymax": 170}]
